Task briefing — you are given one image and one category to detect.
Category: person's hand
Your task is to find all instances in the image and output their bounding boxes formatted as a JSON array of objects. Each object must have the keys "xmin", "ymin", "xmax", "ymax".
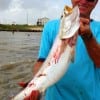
[
  {"xmin": 18, "ymin": 82, "xmax": 41, "ymax": 100},
  {"xmin": 18, "ymin": 81, "xmax": 29, "ymax": 88},
  {"xmin": 24, "ymin": 90, "xmax": 41, "ymax": 100},
  {"xmin": 79, "ymin": 17, "xmax": 92, "ymax": 36}
]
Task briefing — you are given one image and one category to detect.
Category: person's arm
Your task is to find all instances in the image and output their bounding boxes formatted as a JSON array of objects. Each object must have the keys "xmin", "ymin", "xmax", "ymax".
[
  {"xmin": 82, "ymin": 34, "xmax": 100, "ymax": 67},
  {"xmin": 33, "ymin": 60, "xmax": 44, "ymax": 76},
  {"xmin": 79, "ymin": 18, "xmax": 100, "ymax": 67}
]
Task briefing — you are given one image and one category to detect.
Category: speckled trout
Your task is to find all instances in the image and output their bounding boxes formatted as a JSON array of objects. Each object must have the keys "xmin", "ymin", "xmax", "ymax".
[{"xmin": 12, "ymin": 5, "xmax": 80, "ymax": 100}]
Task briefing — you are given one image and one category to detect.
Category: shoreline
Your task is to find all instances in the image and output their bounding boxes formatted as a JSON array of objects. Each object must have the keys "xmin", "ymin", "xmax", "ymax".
[
  {"xmin": 0, "ymin": 29, "xmax": 42, "ymax": 32},
  {"xmin": 0, "ymin": 24, "xmax": 43, "ymax": 32}
]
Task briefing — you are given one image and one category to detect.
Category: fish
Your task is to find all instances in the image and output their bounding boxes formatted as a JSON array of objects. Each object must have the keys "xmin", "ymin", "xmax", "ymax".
[{"xmin": 12, "ymin": 5, "xmax": 80, "ymax": 100}]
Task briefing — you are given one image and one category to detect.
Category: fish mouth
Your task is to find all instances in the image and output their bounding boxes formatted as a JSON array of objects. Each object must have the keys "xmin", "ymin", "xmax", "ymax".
[{"xmin": 59, "ymin": 6, "xmax": 80, "ymax": 39}]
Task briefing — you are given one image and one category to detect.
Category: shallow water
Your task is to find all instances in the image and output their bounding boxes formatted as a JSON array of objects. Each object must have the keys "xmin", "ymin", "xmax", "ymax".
[{"xmin": 0, "ymin": 31, "xmax": 41, "ymax": 99}]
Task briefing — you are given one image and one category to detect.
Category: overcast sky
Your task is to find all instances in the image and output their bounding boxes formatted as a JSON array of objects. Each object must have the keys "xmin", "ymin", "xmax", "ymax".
[{"xmin": 0, "ymin": 0, "xmax": 100, "ymax": 25}]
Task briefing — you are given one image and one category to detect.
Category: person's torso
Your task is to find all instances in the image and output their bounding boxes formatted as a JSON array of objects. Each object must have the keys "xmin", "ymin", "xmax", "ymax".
[{"xmin": 43, "ymin": 19, "xmax": 100, "ymax": 100}]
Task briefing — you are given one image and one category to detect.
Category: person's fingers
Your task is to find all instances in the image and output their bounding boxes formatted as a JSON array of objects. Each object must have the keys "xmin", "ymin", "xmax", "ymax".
[
  {"xmin": 30, "ymin": 90, "xmax": 40, "ymax": 100},
  {"xmin": 18, "ymin": 81, "xmax": 29, "ymax": 88},
  {"xmin": 80, "ymin": 17, "xmax": 90, "ymax": 24},
  {"xmin": 24, "ymin": 90, "xmax": 40, "ymax": 100},
  {"xmin": 24, "ymin": 95, "xmax": 30, "ymax": 100}
]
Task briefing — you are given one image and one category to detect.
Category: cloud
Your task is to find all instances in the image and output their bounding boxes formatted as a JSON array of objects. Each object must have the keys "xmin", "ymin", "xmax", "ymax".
[
  {"xmin": 0, "ymin": 0, "xmax": 23, "ymax": 24},
  {"xmin": 0, "ymin": 0, "xmax": 100, "ymax": 24},
  {"xmin": 18, "ymin": 0, "xmax": 69, "ymax": 24},
  {"xmin": 0, "ymin": 0, "xmax": 13, "ymax": 11},
  {"xmin": 91, "ymin": 0, "xmax": 100, "ymax": 21},
  {"xmin": 0, "ymin": 0, "xmax": 67, "ymax": 24}
]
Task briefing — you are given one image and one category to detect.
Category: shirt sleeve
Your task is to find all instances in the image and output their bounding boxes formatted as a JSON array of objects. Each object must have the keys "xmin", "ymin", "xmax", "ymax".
[
  {"xmin": 38, "ymin": 20, "xmax": 60, "ymax": 59},
  {"xmin": 38, "ymin": 21, "xmax": 53, "ymax": 59}
]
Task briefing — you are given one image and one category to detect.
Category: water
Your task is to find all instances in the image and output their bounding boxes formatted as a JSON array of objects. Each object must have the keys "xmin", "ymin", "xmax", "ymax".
[{"xmin": 0, "ymin": 31, "xmax": 41, "ymax": 99}]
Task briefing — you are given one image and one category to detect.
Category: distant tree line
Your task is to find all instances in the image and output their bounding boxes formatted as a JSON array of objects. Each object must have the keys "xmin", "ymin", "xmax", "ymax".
[{"xmin": 0, "ymin": 24, "xmax": 43, "ymax": 32}]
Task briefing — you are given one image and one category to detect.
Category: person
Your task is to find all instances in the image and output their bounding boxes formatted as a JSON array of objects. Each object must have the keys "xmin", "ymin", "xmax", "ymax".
[{"xmin": 20, "ymin": 0, "xmax": 100, "ymax": 99}]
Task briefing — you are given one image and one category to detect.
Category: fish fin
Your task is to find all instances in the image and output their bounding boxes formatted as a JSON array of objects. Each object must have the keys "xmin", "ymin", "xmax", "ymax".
[
  {"xmin": 71, "ymin": 55, "xmax": 74, "ymax": 63},
  {"xmin": 71, "ymin": 49, "xmax": 75, "ymax": 63}
]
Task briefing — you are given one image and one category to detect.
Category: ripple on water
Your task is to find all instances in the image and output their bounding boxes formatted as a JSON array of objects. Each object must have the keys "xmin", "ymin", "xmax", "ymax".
[
  {"xmin": 0, "ymin": 31, "xmax": 41, "ymax": 99},
  {"xmin": 0, "ymin": 61, "xmax": 35, "ymax": 100}
]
